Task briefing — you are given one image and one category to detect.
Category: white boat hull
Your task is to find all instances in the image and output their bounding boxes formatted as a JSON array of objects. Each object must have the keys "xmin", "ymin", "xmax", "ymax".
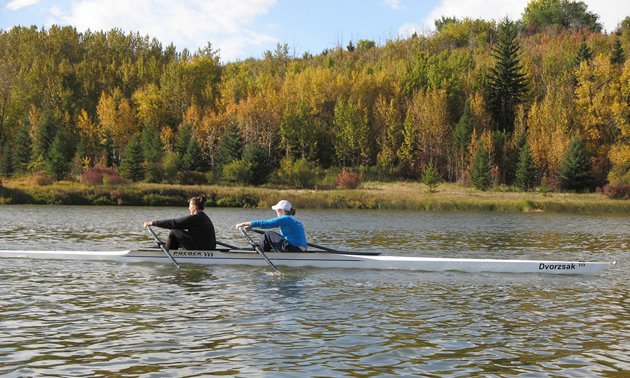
[{"xmin": 0, "ymin": 249, "xmax": 615, "ymax": 274}]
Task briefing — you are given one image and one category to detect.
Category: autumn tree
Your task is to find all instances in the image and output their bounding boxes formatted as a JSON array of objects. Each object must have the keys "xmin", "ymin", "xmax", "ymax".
[
  {"xmin": 333, "ymin": 99, "xmax": 371, "ymax": 167},
  {"xmin": 574, "ymin": 54, "xmax": 617, "ymax": 155},
  {"xmin": 280, "ymin": 99, "xmax": 317, "ymax": 160},
  {"xmin": 522, "ymin": 0, "xmax": 603, "ymax": 34}
]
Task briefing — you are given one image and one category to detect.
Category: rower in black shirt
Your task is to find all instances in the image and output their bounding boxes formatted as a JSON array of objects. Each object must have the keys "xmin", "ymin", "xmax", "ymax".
[{"xmin": 143, "ymin": 195, "xmax": 216, "ymax": 250}]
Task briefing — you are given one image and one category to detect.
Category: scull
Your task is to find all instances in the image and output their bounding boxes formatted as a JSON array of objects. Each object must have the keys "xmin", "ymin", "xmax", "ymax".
[{"xmin": 0, "ymin": 247, "xmax": 615, "ymax": 274}]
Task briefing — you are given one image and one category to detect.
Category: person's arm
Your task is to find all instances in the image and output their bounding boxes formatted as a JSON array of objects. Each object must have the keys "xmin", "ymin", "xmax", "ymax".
[
  {"xmin": 151, "ymin": 214, "xmax": 197, "ymax": 229},
  {"xmin": 235, "ymin": 216, "xmax": 286, "ymax": 230},
  {"xmin": 235, "ymin": 221, "xmax": 252, "ymax": 229}
]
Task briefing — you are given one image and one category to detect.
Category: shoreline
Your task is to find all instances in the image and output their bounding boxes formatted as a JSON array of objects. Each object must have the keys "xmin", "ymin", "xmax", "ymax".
[{"xmin": 2, "ymin": 180, "xmax": 630, "ymax": 213}]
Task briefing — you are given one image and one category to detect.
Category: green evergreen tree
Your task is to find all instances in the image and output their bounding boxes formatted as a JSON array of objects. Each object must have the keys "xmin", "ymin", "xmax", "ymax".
[
  {"xmin": 243, "ymin": 142, "xmax": 273, "ymax": 186},
  {"xmin": 0, "ymin": 142, "xmax": 14, "ymax": 178},
  {"xmin": 421, "ymin": 161, "xmax": 440, "ymax": 192},
  {"xmin": 13, "ymin": 126, "xmax": 32, "ymax": 175},
  {"xmin": 453, "ymin": 100, "xmax": 474, "ymax": 174},
  {"xmin": 574, "ymin": 41, "xmax": 593, "ymax": 66},
  {"xmin": 46, "ymin": 134, "xmax": 72, "ymax": 181},
  {"xmin": 486, "ymin": 17, "xmax": 528, "ymax": 134},
  {"xmin": 558, "ymin": 136, "xmax": 595, "ymax": 192},
  {"xmin": 33, "ymin": 109, "xmax": 57, "ymax": 159},
  {"xmin": 175, "ymin": 122, "xmax": 193, "ymax": 156},
  {"xmin": 515, "ymin": 143, "xmax": 537, "ymax": 191},
  {"xmin": 216, "ymin": 122, "xmax": 244, "ymax": 172},
  {"xmin": 182, "ymin": 136, "xmax": 205, "ymax": 172},
  {"xmin": 142, "ymin": 123, "xmax": 163, "ymax": 183},
  {"xmin": 119, "ymin": 134, "xmax": 145, "ymax": 182},
  {"xmin": 471, "ymin": 141, "xmax": 492, "ymax": 191},
  {"xmin": 611, "ymin": 38, "xmax": 626, "ymax": 65}
]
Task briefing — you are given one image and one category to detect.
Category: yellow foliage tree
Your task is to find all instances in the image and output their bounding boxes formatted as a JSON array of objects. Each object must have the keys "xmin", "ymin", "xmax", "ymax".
[
  {"xmin": 574, "ymin": 53, "xmax": 619, "ymax": 155},
  {"xmin": 527, "ymin": 84, "xmax": 571, "ymax": 177}
]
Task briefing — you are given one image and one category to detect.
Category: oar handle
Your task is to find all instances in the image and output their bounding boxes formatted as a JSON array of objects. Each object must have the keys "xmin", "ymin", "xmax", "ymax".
[
  {"xmin": 147, "ymin": 226, "xmax": 180, "ymax": 269},
  {"xmin": 239, "ymin": 227, "xmax": 278, "ymax": 272}
]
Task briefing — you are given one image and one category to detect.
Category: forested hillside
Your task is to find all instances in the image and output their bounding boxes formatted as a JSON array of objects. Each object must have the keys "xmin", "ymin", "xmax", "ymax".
[{"xmin": 1, "ymin": 0, "xmax": 629, "ymax": 195}]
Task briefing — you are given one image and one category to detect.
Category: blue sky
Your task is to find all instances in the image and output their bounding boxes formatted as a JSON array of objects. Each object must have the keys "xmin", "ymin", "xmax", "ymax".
[{"xmin": 1, "ymin": 0, "xmax": 628, "ymax": 63}]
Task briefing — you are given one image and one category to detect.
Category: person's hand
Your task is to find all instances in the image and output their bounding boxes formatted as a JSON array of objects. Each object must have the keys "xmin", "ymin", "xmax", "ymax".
[
  {"xmin": 235, "ymin": 222, "xmax": 250, "ymax": 230},
  {"xmin": 143, "ymin": 221, "xmax": 152, "ymax": 228}
]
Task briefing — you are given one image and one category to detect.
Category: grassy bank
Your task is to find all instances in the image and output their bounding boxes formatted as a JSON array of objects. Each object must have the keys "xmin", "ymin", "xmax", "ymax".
[{"xmin": 2, "ymin": 179, "xmax": 630, "ymax": 213}]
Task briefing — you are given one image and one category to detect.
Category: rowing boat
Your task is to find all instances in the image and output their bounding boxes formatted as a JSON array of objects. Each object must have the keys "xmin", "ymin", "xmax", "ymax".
[{"xmin": 0, "ymin": 248, "xmax": 615, "ymax": 274}]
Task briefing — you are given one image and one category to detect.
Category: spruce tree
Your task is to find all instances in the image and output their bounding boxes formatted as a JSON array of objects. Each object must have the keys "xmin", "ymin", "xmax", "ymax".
[
  {"xmin": 453, "ymin": 100, "xmax": 474, "ymax": 175},
  {"xmin": 515, "ymin": 143, "xmax": 537, "ymax": 191},
  {"xmin": 471, "ymin": 141, "xmax": 492, "ymax": 191},
  {"xmin": 216, "ymin": 122, "xmax": 244, "ymax": 172},
  {"xmin": 175, "ymin": 122, "xmax": 193, "ymax": 156},
  {"xmin": 142, "ymin": 123, "xmax": 163, "ymax": 183},
  {"xmin": 611, "ymin": 38, "xmax": 626, "ymax": 65},
  {"xmin": 13, "ymin": 126, "xmax": 32, "ymax": 175},
  {"xmin": 46, "ymin": 134, "xmax": 72, "ymax": 181},
  {"xmin": 0, "ymin": 142, "xmax": 14, "ymax": 178},
  {"xmin": 574, "ymin": 41, "xmax": 593, "ymax": 66},
  {"xmin": 243, "ymin": 142, "xmax": 273, "ymax": 186},
  {"xmin": 486, "ymin": 17, "xmax": 528, "ymax": 134},
  {"xmin": 558, "ymin": 136, "xmax": 595, "ymax": 192},
  {"xmin": 119, "ymin": 134, "xmax": 145, "ymax": 182},
  {"xmin": 182, "ymin": 136, "xmax": 205, "ymax": 172},
  {"xmin": 421, "ymin": 161, "xmax": 440, "ymax": 192}
]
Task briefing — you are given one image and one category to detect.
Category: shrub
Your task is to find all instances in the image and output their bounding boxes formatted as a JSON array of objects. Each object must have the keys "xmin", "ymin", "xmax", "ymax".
[
  {"xmin": 602, "ymin": 183, "xmax": 630, "ymax": 199},
  {"xmin": 104, "ymin": 175, "xmax": 126, "ymax": 186},
  {"xmin": 82, "ymin": 167, "xmax": 120, "ymax": 186},
  {"xmin": 176, "ymin": 171, "xmax": 208, "ymax": 185},
  {"xmin": 421, "ymin": 162, "xmax": 440, "ymax": 192},
  {"xmin": 336, "ymin": 168, "xmax": 361, "ymax": 189},
  {"xmin": 277, "ymin": 158, "xmax": 319, "ymax": 188},
  {"xmin": 81, "ymin": 170, "xmax": 103, "ymax": 185},
  {"xmin": 222, "ymin": 160, "xmax": 252, "ymax": 185},
  {"xmin": 34, "ymin": 170, "xmax": 53, "ymax": 186}
]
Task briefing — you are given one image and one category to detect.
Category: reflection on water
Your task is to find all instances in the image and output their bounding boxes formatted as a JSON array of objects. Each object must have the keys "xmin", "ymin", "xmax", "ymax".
[{"xmin": 0, "ymin": 205, "xmax": 628, "ymax": 376}]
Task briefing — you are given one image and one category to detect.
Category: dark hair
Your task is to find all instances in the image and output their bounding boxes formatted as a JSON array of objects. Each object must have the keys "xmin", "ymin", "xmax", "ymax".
[
  {"xmin": 190, "ymin": 195, "xmax": 207, "ymax": 210},
  {"xmin": 281, "ymin": 208, "xmax": 296, "ymax": 216}
]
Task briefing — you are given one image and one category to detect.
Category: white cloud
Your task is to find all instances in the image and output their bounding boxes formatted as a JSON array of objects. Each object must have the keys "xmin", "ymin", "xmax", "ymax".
[
  {"xmin": 48, "ymin": 0, "xmax": 278, "ymax": 61},
  {"xmin": 384, "ymin": 0, "xmax": 402, "ymax": 10},
  {"xmin": 5, "ymin": 0, "xmax": 39, "ymax": 11}
]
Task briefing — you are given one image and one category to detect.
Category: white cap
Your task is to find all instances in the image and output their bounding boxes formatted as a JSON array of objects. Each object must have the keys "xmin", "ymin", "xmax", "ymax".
[{"xmin": 271, "ymin": 200, "xmax": 292, "ymax": 211}]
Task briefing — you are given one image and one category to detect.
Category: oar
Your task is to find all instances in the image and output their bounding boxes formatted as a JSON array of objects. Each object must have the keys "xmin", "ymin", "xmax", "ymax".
[
  {"xmin": 239, "ymin": 227, "xmax": 279, "ymax": 272},
  {"xmin": 216, "ymin": 241, "xmax": 243, "ymax": 250},
  {"xmin": 147, "ymin": 226, "xmax": 180, "ymax": 269},
  {"xmin": 249, "ymin": 228, "xmax": 339, "ymax": 252}
]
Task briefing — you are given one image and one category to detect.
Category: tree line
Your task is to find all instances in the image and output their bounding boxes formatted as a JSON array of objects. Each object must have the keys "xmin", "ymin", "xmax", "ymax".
[{"xmin": 1, "ymin": 0, "xmax": 629, "ymax": 195}]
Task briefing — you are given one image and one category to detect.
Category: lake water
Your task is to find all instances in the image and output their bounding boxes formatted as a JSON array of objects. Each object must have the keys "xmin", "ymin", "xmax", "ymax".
[{"xmin": 0, "ymin": 205, "xmax": 628, "ymax": 377}]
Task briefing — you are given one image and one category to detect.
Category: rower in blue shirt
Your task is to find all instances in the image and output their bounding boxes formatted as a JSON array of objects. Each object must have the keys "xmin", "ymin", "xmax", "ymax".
[{"xmin": 236, "ymin": 200, "xmax": 308, "ymax": 252}]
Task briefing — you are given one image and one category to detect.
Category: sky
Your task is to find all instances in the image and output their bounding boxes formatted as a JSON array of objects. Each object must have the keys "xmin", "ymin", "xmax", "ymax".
[{"xmin": 1, "ymin": 0, "xmax": 629, "ymax": 63}]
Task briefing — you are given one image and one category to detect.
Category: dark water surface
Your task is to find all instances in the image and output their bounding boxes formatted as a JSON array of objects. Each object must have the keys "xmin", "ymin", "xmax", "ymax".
[{"xmin": 0, "ymin": 205, "xmax": 628, "ymax": 377}]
